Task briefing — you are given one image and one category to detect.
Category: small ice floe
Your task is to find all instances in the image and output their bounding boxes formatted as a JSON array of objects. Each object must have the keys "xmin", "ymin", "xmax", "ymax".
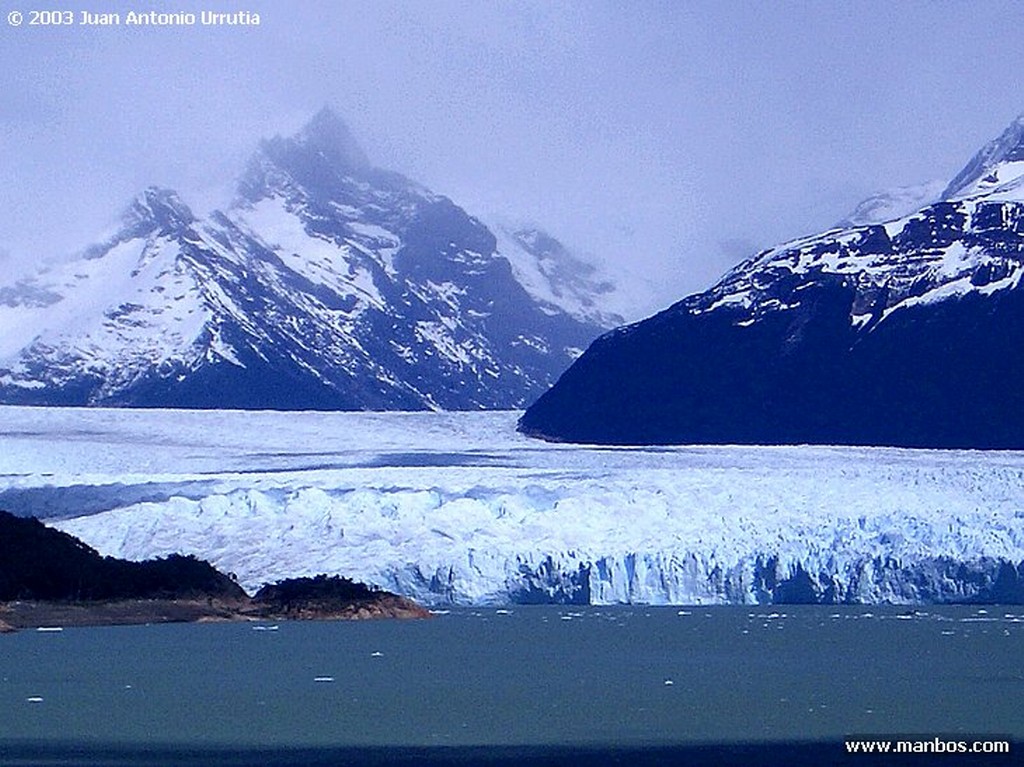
[
  {"xmin": 36, "ymin": 627, "xmax": 63, "ymax": 633},
  {"xmin": 252, "ymin": 625, "xmax": 280, "ymax": 632},
  {"xmin": 495, "ymin": 609, "xmax": 512, "ymax": 615},
  {"xmin": 940, "ymin": 630, "xmax": 956, "ymax": 636},
  {"xmin": 677, "ymin": 610, "xmax": 691, "ymax": 616},
  {"xmin": 429, "ymin": 609, "xmax": 451, "ymax": 616},
  {"xmin": 314, "ymin": 676, "xmax": 335, "ymax": 683},
  {"xmin": 26, "ymin": 697, "xmax": 43, "ymax": 703},
  {"xmin": 663, "ymin": 679, "xmax": 674, "ymax": 686},
  {"xmin": 370, "ymin": 651, "xmax": 384, "ymax": 657},
  {"xmin": 560, "ymin": 615, "xmax": 573, "ymax": 621}
]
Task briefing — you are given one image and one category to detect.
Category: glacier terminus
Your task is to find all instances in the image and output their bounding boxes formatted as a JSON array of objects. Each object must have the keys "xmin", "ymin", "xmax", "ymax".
[{"xmin": 2, "ymin": 407, "xmax": 1023, "ymax": 607}]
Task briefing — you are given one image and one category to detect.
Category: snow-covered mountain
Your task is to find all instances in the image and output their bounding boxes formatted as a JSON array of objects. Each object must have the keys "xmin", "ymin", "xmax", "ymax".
[
  {"xmin": 520, "ymin": 113, "xmax": 1024, "ymax": 448},
  {"xmin": 0, "ymin": 108, "xmax": 618, "ymax": 410}
]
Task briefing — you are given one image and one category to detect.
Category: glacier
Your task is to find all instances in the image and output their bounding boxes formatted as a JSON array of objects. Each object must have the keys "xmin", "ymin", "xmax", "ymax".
[{"xmin": 2, "ymin": 406, "xmax": 1023, "ymax": 606}]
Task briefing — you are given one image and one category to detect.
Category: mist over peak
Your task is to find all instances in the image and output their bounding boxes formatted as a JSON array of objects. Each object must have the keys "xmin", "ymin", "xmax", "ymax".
[{"xmin": 291, "ymin": 106, "xmax": 371, "ymax": 172}]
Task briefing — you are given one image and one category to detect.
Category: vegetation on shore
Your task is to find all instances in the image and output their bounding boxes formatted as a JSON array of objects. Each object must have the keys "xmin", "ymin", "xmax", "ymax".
[
  {"xmin": 0, "ymin": 510, "xmax": 429, "ymax": 630},
  {"xmin": 0, "ymin": 510, "xmax": 245, "ymax": 603}
]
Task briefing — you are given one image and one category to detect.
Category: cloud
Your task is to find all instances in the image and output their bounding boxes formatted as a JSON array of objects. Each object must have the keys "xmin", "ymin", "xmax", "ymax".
[
  {"xmin": 2, "ymin": 1, "xmax": 1024, "ymax": 313},
  {"xmin": 718, "ymin": 239, "xmax": 762, "ymax": 262}
]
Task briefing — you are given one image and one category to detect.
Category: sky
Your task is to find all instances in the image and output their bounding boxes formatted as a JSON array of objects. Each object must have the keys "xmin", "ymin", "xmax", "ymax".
[{"xmin": 3, "ymin": 0, "xmax": 1024, "ymax": 319}]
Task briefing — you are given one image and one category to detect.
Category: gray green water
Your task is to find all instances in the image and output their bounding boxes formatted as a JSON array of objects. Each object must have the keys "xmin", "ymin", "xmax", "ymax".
[{"xmin": 0, "ymin": 606, "xmax": 1022, "ymax": 752}]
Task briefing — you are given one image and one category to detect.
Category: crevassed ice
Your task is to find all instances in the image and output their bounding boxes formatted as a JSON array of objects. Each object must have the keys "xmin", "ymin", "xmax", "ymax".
[{"xmin": 12, "ymin": 407, "xmax": 1015, "ymax": 606}]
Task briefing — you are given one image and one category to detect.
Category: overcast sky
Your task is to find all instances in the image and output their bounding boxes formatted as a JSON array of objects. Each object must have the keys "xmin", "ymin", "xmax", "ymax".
[{"xmin": 3, "ymin": 0, "xmax": 1024, "ymax": 318}]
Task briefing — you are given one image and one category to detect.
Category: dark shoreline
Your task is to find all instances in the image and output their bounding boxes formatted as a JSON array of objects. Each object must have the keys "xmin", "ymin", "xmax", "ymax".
[{"xmin": 0, "ymin": 593, "xmax": 431, "ymax": 632}]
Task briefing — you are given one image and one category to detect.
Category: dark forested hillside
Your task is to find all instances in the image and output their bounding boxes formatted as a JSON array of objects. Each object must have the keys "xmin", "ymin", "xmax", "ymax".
[{"xmin": 0, "ymin": 510, "xmax": 246, "ymax": 602}]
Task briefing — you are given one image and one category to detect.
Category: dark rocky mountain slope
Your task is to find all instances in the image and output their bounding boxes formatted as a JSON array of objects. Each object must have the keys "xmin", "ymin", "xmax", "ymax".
[{"xmin": 520, "ymin": 114, "xmax": 1024, "ymax": 448}]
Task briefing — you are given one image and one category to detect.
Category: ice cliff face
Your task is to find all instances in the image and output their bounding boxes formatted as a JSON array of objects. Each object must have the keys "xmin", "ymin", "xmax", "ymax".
[
  {"xmin": 12, "ymin": 407, "xmax": 1018, "ymax": 608},
  {"xmin": 520, "ymin": 113, "xmax": 1024, "ymax": 448},
  {"xmin": 0, "ymin": 108, "xmax": 618, "ymax": 410},
  {"xmin": 55, "ymin": 475, "xmax": 1024, "ymax": 607}
]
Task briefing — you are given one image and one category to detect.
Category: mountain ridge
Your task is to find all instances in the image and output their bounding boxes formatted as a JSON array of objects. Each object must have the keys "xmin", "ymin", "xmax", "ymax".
[
  {"xmin": 0, "ymin": 109, "xmax": 620, "ymax": 410},
  {"xmin": 520, "ymin": 112, "xmax": 1024, "ymax": 448}
]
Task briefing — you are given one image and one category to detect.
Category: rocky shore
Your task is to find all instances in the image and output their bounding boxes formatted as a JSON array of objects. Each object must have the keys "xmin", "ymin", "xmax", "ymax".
[{"xmin": 0, "ymin": 591, "xmax": 430, "ymax": 632}]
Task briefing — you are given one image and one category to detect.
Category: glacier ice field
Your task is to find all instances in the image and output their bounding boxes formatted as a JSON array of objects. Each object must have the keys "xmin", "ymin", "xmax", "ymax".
[{"xmin": 2, "ymin": 406, "xmax": 1024, "ymax": 606}]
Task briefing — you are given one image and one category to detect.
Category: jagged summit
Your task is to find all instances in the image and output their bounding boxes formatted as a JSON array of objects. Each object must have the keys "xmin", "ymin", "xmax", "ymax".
[
  {"xmin": 292, "ymin": 106, "xmax": 371, "ymax": 171},
  {"xmin": 236, "ymin": 107, "xmax": 400, "ymax": 207},
  {"xmin": 122, "ymin": 187, "xmax": 196, "ymax": 234},
  {"xmin": 943, "ymin": 112, "xmax": 1024, "ymax": 199},
  {"xmin": 839, "ymin": 113, "xmax": 1024, "ymax": 228},
  {"xmin": 0, "ymin": 109, "xmax": 620, "ymax": 410}
]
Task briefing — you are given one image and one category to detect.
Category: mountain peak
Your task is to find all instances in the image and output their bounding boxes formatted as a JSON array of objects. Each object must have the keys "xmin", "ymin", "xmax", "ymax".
[
  {"xmin": 292, "ymin": 106, "xmax": 370, "ymax": 172},
  {"xmin": 942, "ymin": 112, "xmax": 1024, "ymax": 199},
  {"xmin": 122, "ymin": 187, "xmax": 195, "ymax": 235},
  {"xmin": 237, "ymin": 108, "xmax": 373, "ymax": 203}
]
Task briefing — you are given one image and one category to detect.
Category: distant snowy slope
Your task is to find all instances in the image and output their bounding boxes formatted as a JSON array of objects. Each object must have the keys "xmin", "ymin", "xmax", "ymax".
[
  {"xmin": 837, "ymin": 180, "xmax": 945, "ymax": 227},
  {"xmin": 0, "ymin": 189, "xmax": 219, "ymax": 397},
  {"xmin": 491, "ymin": 224, "xmax": 623, "ymax": 328},
  {"xmin": 840, "ymin": 116, "xmax": 1024, "ymax": 228}
]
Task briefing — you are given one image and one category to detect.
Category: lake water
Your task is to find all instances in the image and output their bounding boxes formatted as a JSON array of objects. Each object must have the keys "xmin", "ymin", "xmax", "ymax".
[{"xmin": 1, "ymin": 605, "xmax": 1021, "ymax": 765}]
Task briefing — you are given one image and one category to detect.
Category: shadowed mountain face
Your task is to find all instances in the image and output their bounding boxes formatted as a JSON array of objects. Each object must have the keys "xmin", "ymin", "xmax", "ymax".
[
  {"xmin": 520, "ymin": 114, "xmax": 1024, "ymax": 448},
  {"xmin": 0, "ymin": 109, "xmax": 617, "ymax": 411}
]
